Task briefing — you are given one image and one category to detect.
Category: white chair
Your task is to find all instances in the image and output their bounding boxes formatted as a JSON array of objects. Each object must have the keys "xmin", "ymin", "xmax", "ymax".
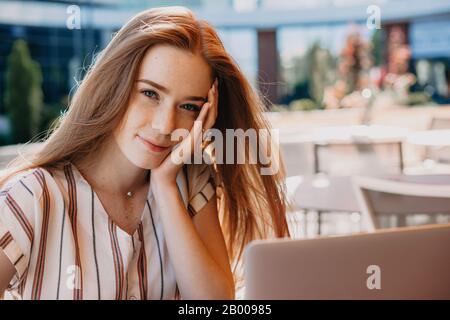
[
  {"xmin": 353, "ymin": 176, "xmax": 450, "ymax": 232},
  {"xmin": 426, "ymin": 117, "xmax": 450, "ymax": 164}
]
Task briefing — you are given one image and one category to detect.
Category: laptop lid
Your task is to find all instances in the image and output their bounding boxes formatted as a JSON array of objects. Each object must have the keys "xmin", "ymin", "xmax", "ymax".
[{"xmin": 244, "ymin": 224, "xmax": 450, "ymax": 299}]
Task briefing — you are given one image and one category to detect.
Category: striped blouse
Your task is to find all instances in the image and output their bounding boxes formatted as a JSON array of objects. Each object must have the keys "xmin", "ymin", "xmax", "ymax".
[{"xmin": 0, "ymin": 162, "xmax": 216, "ymax": 300}]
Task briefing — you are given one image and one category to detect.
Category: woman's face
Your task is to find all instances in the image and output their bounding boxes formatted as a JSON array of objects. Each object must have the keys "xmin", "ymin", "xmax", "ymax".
[{"xmin": 113, "ymin": 44, "xmax": 213, "ymax": 169}]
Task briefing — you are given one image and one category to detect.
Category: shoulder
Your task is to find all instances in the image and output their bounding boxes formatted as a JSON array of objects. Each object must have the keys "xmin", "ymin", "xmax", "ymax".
[
  {"xmin": 0, "ymin": 167, "xmax": 58, "ymax": 287},
  {"xmin": 0, "ymin": 166, "xmax": 67, "ymax": 252},
  {"xmin": 0, "ymin": 166, "xmax": 63, "ymax": 204}
]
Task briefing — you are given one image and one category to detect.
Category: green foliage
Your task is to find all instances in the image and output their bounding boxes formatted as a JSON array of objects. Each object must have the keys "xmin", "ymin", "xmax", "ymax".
[
  {"xmin": 371, "ymin": 29, "xmax": 384, "ymax": 67},
  {"xmin": 4, "ymin": 39, "xmax": 43, "ymax": 143},
  {"xmin": 0, "ymin": 132, "xmax": 12, "ymax": 146},
  {"xmin": 306, "ymin": 43, "xmax": 334, "ymax": 107},
  {"xmin": 270, "ymin": 104, "xmax": 290, "ymax": 112},
  {"xmin": 281, "ymin": 42, "xmax": 335, "ymax": 107},
  {"xmin": 269, "ymin": 99, "xmax": 319, "ymax": 112},
  {"xmin": 39, "ymin": 102, "xmax": 65, "ymax": 134},
  {"xmin": 407, "ymin": 92, "xmax": 433, "ymax": 106},
  {"xmin": 289, "ymin": 98, "xmax": 319, "ymax": 111}
]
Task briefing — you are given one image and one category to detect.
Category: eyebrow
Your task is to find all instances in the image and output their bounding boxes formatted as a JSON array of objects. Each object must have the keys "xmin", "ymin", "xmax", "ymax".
[{"xmin": 136, "ymin": 79, "xmax": 207, "ymax": 102}]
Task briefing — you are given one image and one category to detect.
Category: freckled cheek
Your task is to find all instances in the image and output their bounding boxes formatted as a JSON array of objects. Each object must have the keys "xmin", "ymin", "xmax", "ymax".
[{"xmin": 126, "ymin": 103, "xmax": 156, "ymax": 132}]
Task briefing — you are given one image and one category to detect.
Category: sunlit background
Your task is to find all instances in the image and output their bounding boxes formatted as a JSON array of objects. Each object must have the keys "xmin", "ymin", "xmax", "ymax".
[{"xmin": 1, "ymin": 0, "xmax": 450, "ymax": 238}]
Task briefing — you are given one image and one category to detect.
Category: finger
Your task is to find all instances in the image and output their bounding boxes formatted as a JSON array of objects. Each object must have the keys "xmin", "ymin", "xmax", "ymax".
[
  {"xmin": 212, "ymin": 80, "xmax": 218, "ymax": 117},
  {"xmin": 178, "ymin": 102, "xmax": 209, "ymax": 163},
  {"xmin": 207, "ymin": 82, "xmax": 215, "ymax": 108},
  {"xmin": 197, "ymin": 101, "xmax": 210, "ymax": 125},
  {"xmin": 205, "ymin": 80, "xmax": 218, "ymax": 130},
  {"xmin": 204, "ymin": 81, "xmax": 216, "ymax": 128},
  {"xmin": 204, "ymin": 103, "xmax": 216, "ymax": 131},
  {"xmin": 165, "ymin": 100, "xmax": 211, "ymax": 168}
]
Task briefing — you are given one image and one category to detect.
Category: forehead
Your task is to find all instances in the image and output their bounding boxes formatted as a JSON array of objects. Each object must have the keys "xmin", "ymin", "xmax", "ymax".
[{"xmin": 137, "ymin": 44, "xmax": 212, "ymax": 95}]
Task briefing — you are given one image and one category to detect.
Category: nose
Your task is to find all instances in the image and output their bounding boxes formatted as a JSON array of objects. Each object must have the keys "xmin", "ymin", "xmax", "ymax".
[{"xmin": 151, "ymin": 104, "xmax": 176, "ymax": 135}]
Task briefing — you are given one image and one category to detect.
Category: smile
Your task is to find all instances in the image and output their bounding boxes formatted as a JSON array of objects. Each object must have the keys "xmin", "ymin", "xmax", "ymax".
[{"xmin": 136, "ymin": 135, "xmax": 170, "ymax": 153}]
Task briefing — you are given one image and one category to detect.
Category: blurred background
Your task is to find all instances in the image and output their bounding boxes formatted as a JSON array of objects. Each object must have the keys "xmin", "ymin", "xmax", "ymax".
[
  {"xmin": 0, "ymin": 1, "xmax": 449, "ymax": 140},
  {"xmin": 1, "ymin": 0, "xmax": 450, "ymax": 237}
]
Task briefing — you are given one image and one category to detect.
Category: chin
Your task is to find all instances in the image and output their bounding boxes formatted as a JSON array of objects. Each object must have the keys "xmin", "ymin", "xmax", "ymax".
[{"xmin": 127, "ymin": 150, "xmax": 168, "ymax": 170}]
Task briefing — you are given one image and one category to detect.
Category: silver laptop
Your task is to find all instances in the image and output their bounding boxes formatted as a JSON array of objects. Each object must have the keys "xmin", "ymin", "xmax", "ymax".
[{"xmin": 244, "ymin": 223, "xmax": 450, "ymax": 299}]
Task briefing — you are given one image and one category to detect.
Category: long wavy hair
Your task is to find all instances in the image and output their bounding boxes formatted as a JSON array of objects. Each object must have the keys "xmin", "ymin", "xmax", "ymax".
[{"xmin": 1, "ymin": 6, "xmax": 290, "ymax": 286}]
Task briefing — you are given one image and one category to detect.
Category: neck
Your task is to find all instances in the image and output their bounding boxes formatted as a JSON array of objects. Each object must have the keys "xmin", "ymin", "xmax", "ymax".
[{"xmin": 77, "ymin": 136, "xmax": 149, "ymax": 196}]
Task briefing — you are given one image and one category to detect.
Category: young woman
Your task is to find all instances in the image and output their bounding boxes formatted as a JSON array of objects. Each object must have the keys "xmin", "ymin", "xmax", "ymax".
[{"xmin": 0, "ymin": 6, "xmax": 289, "ymax": 300}]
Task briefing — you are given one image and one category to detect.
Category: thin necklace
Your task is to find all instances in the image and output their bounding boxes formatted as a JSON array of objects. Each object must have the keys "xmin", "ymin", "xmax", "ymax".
[{"xmin": 125, "ymin": 170, "xmax": 150, "ymax": 199}]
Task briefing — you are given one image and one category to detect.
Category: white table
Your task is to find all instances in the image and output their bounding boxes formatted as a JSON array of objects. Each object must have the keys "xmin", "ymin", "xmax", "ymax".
[
  {"xmin": 407, "ymin": 129, "xmax": 450, "ymax": 147},
  {"xmin": 280, "ymin": 125, "xmax": 409, "ymax": 145},
  {"xmin": 311, "ymin": 125, "xmax": 409, "ymax": 145}
]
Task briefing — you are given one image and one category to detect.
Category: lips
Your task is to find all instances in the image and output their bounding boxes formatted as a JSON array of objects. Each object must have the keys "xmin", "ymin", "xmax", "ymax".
[{"xmin": 137, "ymin": 135, "xmax": 170, "ymax": 153}]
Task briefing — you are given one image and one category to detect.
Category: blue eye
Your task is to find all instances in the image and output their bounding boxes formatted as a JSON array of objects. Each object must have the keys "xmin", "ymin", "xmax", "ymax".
[
  {"xmin": 140, "ymin": 89, "xmax": 200, "ymax": 112},
  {"xmin": 141, "ymin": 89, "xmax": 158, "ymax": 99},
  {"xmin": 181, "ymin": 104, "xmax": 201, "ymax": 112}
]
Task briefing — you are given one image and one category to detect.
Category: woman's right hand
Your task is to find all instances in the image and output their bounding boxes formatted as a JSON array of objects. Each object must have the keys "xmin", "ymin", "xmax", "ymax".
[{"xmin": 151, "ymin": 78, "xmax": 218, "ymax": 185}]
